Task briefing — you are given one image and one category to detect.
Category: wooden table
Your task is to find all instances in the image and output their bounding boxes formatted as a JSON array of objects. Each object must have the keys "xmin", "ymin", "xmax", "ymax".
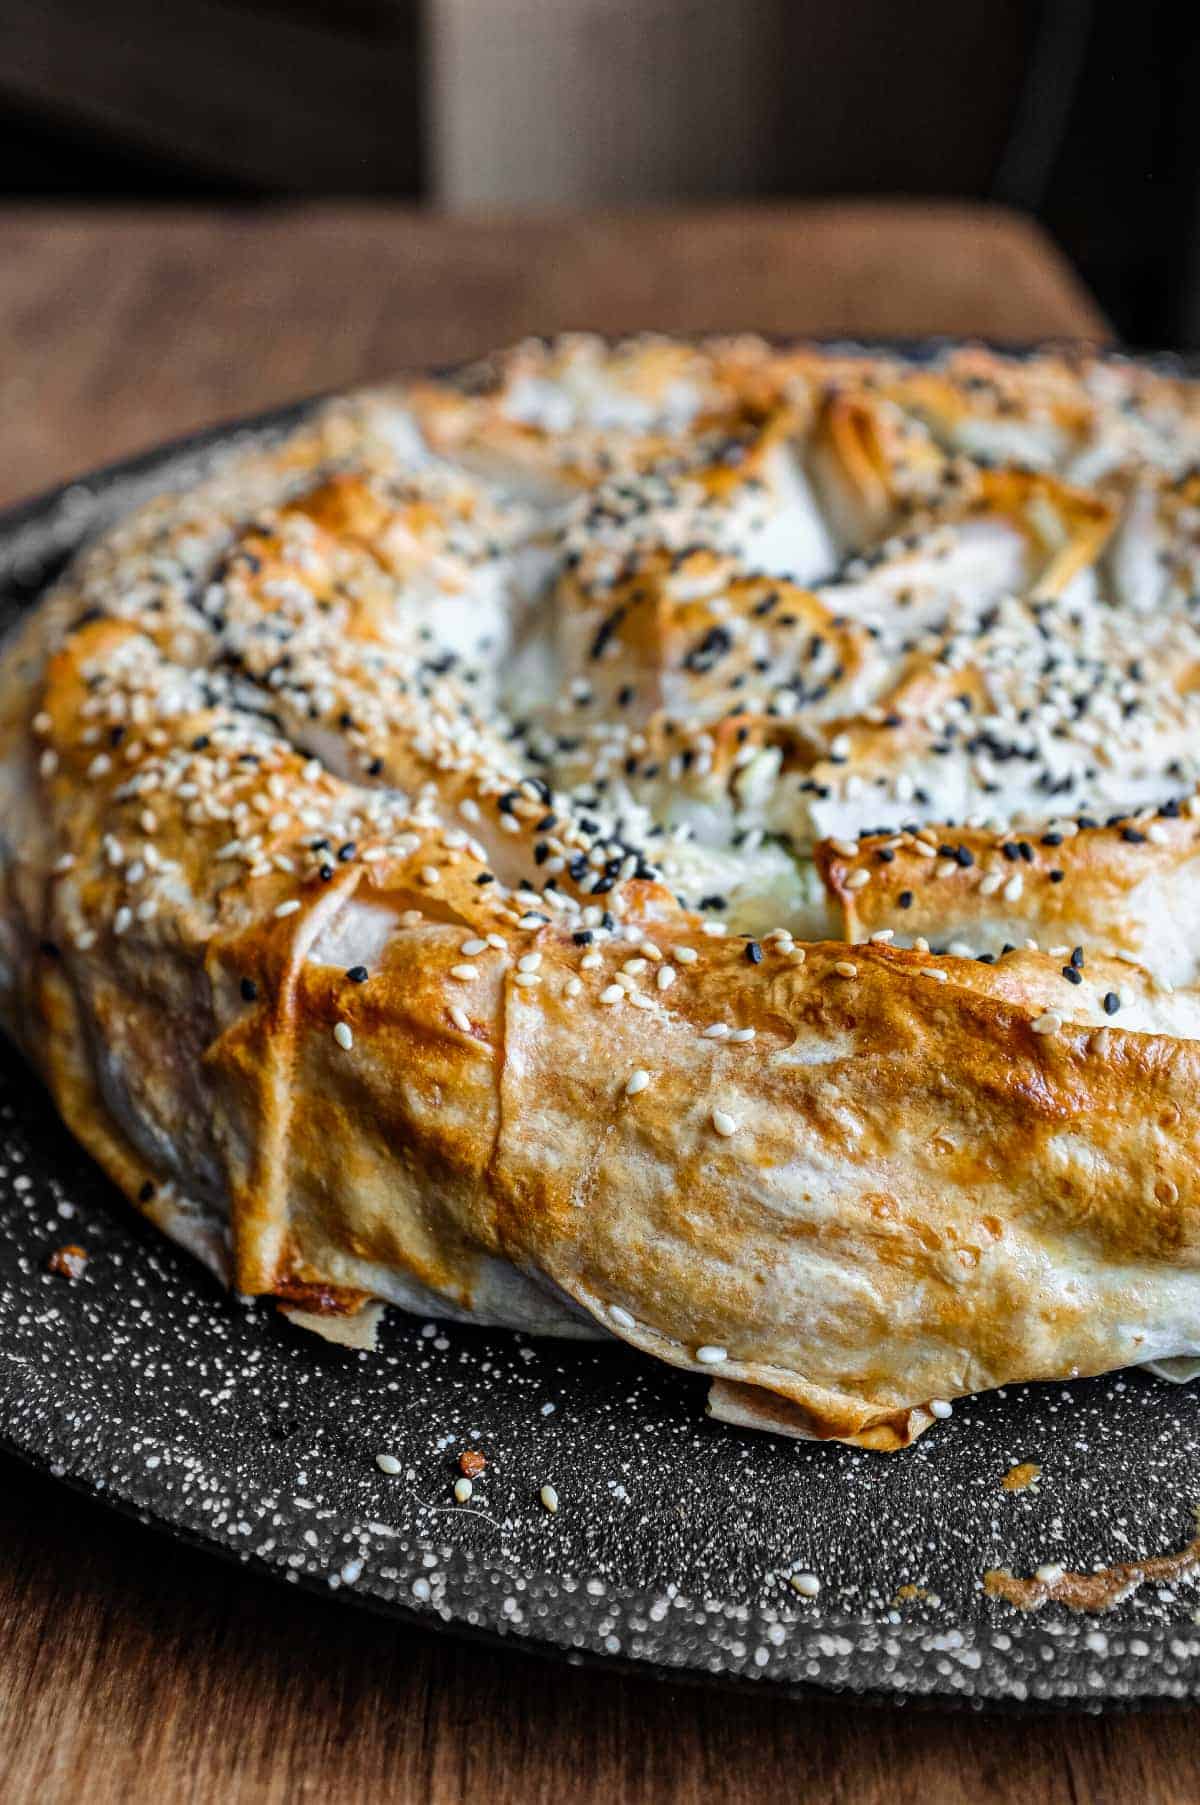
[
  {"xmin": 0, "ymin": 202, "xmax": 1105, "ymax": 508},
  {"xmin": 2, "ymin": 204, "xmax": 1179, "ymax": 1805}
]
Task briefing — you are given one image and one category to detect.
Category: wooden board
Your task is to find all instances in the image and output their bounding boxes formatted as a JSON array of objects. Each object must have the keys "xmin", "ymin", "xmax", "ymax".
[
  {"xmin": 2, "ymin": 204, "xmax": 1172, "ymax": 1805},
  {"xmin": 0, "ymin": 202, "xmax": 1106, "ymax": 508}
]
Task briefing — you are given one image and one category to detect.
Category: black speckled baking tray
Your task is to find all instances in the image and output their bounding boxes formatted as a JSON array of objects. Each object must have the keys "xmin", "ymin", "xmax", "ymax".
[{"xmin": 5, "ymin": 358, "xmax": 1200, "ymax": 1712}]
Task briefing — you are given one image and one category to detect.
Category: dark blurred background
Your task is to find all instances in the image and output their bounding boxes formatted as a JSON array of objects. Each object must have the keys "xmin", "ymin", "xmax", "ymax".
[{"xmin": 0, "ymin": 0, "xmax": 1197, "ymax": 345}]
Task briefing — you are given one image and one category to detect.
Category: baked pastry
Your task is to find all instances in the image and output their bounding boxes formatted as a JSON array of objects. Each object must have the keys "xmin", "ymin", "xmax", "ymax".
[{"xmin": 5, "ymin": 333, "xmax": 1200, "ymax": 1452}]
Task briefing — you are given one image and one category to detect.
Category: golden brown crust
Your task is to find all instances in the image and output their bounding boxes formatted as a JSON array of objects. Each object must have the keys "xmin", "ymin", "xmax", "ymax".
[
  {"xmin": 817, "ymin": 804, "xmax": 1200, "ymax": 986},
  {"xmin": 7, "ymin": 333, "xmax": 1200, "ymax": 1451}
]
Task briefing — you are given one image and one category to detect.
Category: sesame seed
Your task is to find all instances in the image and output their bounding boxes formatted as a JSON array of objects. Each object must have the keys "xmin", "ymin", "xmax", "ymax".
[
  {"xmin": 929, "ymin": 1398, "xmax": 953, "ymax": 1419},
  {"xmin": 844, "ymin": 869, "xmax": 870, "ymax": 890},
  {"xmin": 450, "ymin": 964, "xmax": 478, "ymax": 981},
  {"xmin": 514, "ymin": 971, "xmax": 541, "ymax": 988},
  {"xmin": 274, "ymin": 898, "xmax": 301, "ymax": 918},
  {"xmin": 460, "ymin": 937, "xmax": 487, "ymax": 956},
  {"xmin": 656, "ymin": 965, "xmax": 676, "ymax": 991},
  {"xmin": 600, "ymin": 984, "xmax": 624, "ymax": 1005},
  {"xmin": 695, "ymin": 1344, "xmax": 728, "ymax": 1364},
  {"xmin": 581, "ymin": 950, "xmax": 603, "ymax": 970},
  {"xmin": 729, "ymin": 1027, "xmax": 756, "ymax": 1042},
  {"xmin": 921, "ymin": 968, "xmax": 949, "ymax": 983},
  {"xmin": 625, "ymin": 1068, "xmax": 650, "ymax": 1096},
  {"xmin": 333, "ymin": 1021, "xmax": 353, "ymax": 1050},
  {"xmin": 673, "ymin": 946, "xmax": 699, "ymax": 963},
  {"xmin": 449, "ymin": 1005, "xmax": 473, "ymax": 1033},
  {"xmin": 420, "ymin": 866, "xmax": 440, "ymax": 885},
  {"xmin": 1031, "ymin": 1011, "xmax": 1062, "ymax": 1035},
  {"xmin": 711, "ymin": 1109, "xmax": 738, "ymax": 1137},
  {"xmin": 376, "ymin": 1452, "xmax": 402, "ymax": 1475},
  {"xmin": 518, "ymin": 952, "xmax": 543, "ymax": 972},
  {"xmin": 1036, "ymin": 1564, "xmax": 1065, "ymax": 1586},
  {"xmin": 702, "ymin": 1023, "xmax": 730, "ymax": 1039},
  {"xmin": 539, "ymin": 1484, "xmax": 559, "ymax": 1514},
  {"xmin": 789, "ymin": 1573, "xmax": 821, "ymax": 1598},
  {"xmin": 454, "ymin": 1477, "xmax": 473, "ymax": 1503},
  {"xmin": 833, "ymin": 960, "xmax": 858, "ymax": 978}
]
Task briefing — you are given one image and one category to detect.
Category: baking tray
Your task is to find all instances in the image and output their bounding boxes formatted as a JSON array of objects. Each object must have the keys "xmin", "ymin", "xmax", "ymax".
[{"xmin": 4, "ymin": 353, "xmax": 1200, "ymax": 1709}]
